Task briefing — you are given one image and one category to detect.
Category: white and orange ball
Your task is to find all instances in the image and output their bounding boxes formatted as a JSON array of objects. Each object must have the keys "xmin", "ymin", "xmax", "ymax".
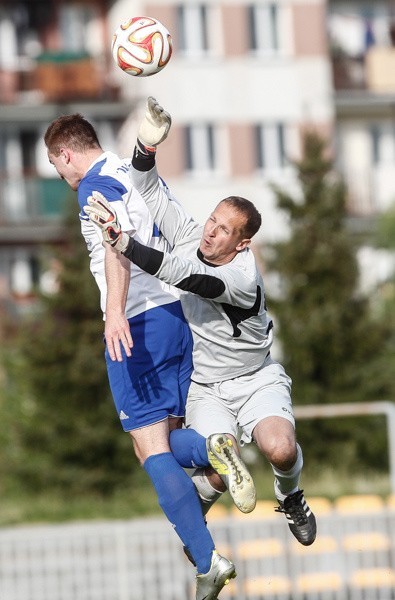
[{"xmin": 112, "ymin": 16, "xmax": 172, "ymax": 77}]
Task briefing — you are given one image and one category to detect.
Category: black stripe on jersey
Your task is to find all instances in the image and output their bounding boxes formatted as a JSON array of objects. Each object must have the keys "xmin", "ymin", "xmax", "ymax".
[
  {"xmin": 124, "ymin": 236, "xmax": 226, "ymax": 295},
  {"xmin": 221, "ymin": 286, "xmax": 262, "ymax": 338},
  {"xmin": 176, "ymin": 274, "xmax": 225, "ymax": 298}
]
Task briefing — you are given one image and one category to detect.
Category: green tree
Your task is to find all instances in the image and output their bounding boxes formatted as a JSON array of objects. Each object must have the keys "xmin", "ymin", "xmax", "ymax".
[
  {"xmin": 3, "ymin": 202, "xmax": 138, "ymax": 496},
  {"xmin": 265, "ymin": 131, "xmax": 395, "ymax": 471},
  {"xmin": 374, "ymin": 205, "xmax": 395, "ymax": 327}
]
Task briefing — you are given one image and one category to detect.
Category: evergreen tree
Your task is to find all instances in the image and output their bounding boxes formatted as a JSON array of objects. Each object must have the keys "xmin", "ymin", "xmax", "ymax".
[
  {"xmin": 265, "ymin": 131, "xmax": 395, "ymax": 471},
  {"xmin": 3, "ymin": 202, "xmax": 139, "ymax": 496},
  {"xmin": 374, "ymin": 205, "xmax": 395, "ymax": 328}
]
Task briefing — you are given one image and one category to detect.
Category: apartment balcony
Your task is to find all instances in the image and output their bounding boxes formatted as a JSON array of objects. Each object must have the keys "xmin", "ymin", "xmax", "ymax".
[
  {"xmin": 328, "ymin": 0, "xmax": 395, "ymax": 114},
  {"xmin": 332, "ymin": 46, "xmax": 395, "ymax": 99},
  {"xmin": 330, "ymin": 44, "xmax": 395, "ymax": 223},
  {"xmin": 342, "ymin": 162, "xmax": 395, "ymax": 231},
  {"xmin": 0, "ymin": 50, "xmax": 119, "ymax": 106},
  {"xmin": 0, "ymin": 176, "xmax": 70, "ymax": 245}
]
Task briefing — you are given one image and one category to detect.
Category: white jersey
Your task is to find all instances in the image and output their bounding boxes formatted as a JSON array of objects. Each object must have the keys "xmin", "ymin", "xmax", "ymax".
[
  {"xmin": 129, "ymin": 162, "xmax": 274, "ymax": 384},
  {"xmin": 77, "ymin": 151, "xmax": 179, "ymax": 319}
]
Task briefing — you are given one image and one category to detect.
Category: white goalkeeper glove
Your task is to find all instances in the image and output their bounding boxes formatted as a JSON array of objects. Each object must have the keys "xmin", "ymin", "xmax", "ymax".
[
  {"xmin": 137, "ymin": 96, "xmax": 172, "ymax": 149},
  {"xmin": 84, "ymin": 191, "xmax": 129, "ymax": 253}
]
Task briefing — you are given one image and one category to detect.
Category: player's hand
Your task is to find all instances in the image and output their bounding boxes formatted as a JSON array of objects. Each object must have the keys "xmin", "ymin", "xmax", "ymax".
[
  {"xmin": 85, "ymin": 191, "xmax": 129, "ymax": 253},
  {"xmin": 137, "ymin": 96, "xmax": 172, "ymax": 148},
  {"xmin": 105, "ymin": 311, "xmax": 133, "ymax": 362}
]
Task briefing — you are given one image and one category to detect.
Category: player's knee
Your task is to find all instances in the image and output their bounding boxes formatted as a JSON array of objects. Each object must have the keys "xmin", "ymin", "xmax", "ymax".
[
  {"xmin": 259, "ymin": 435, "xmax": 296, "ymax": 468},
  {"xmin": 129, "ymin": 431, "xmax": 155, "ymax": 465}
]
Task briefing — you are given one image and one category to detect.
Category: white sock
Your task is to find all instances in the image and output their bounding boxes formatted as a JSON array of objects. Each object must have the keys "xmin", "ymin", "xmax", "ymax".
[
  {"xmin": 271, "ymin": 443, "xmax": 303, "ymax": 500},
  {"xmin": 191, "ymin": 468, "xmax": 223, "ymax": 515}
]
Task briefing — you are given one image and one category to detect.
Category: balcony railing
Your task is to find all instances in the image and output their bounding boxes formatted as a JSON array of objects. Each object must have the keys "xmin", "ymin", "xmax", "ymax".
[
  {"xmin": 0, "ymin": 177, "xmax": 70, "ymax": 224},
  {"xmin": 332, "ymin": 46, "xmax": 395, "ymax": 93},
  {"xmin": 0, "ymin": 51, "xmax": 119, "ymax": 104}
]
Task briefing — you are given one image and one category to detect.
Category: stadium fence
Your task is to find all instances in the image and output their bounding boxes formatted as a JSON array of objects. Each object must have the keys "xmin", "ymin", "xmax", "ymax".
[{"xmin": 1, "ymin": 495, "xmax": 395, "ymax": 600}]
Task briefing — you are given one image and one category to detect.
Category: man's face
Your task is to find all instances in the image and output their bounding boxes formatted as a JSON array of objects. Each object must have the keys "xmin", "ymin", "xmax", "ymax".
[
  {"xmin": 47, "ymin": 149, "xmax": 81, "ymax": 191},
  {"xmin": 199, "ymin": 201, "xmax": 250, "ymax": 265}
]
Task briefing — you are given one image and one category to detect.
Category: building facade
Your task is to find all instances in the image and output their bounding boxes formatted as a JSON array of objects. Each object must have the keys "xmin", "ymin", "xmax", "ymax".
[{"xmin": 0, "ymin": 0, "xmax": 394, "ymax": 310}]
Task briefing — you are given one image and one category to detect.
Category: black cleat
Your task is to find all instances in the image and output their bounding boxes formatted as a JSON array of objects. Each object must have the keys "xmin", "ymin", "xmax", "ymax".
[{"xmin": 275, "ymin": 489, "xmax": 316, "ymax": 546}]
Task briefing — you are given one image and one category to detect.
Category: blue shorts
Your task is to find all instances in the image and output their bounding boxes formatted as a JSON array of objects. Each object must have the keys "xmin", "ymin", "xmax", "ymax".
[{"xmin": 105, "ymin": 301, "xmax": 193, "ymax": 432}]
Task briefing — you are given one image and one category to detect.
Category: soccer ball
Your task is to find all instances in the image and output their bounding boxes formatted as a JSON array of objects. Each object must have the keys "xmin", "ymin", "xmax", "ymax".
[{"xmin": 112, "ymin": 16, "xmax": 172, "ymax": 77}]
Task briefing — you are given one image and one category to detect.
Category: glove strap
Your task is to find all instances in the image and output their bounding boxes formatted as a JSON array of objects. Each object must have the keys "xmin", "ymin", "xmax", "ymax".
[
  {"xmin": 133, "ymin": 141, "xmax": 156, "ymax": 172},
  {"xmin": 136, "ymin": 139, "xmax": 157, "ymax": 155}
]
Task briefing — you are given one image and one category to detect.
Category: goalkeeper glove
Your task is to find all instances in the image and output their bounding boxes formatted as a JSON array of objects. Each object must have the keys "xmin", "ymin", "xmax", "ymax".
[
  {"xmin": 84, "ymin": 191, "xmax": 129, "ymax": 253},
  {"xmin": 137, "ymin": 96, "xmax": 172, "ymax": 149}
]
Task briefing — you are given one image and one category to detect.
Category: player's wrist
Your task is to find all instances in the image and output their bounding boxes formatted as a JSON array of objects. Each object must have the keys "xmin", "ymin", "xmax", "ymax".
[
  {"xmin": 136, "ymin": 138, "xmax": 157, "ymax": 155},
  {"xmin": 133, "ymin": 142, "xmax": 156, "ymax": 171},
  {"xmin": 114, "ymin": 232, "xmax": 130, "ymax": 253}
]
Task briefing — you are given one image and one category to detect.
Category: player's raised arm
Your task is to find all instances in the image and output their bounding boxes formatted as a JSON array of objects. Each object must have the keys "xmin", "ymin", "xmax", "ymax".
[{"xmin": 131, "ymin": 98, "xmax": 197, "ymax": 246}]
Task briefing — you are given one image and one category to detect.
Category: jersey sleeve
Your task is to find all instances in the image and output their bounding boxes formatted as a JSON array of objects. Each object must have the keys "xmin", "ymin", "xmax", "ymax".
[
  {"xmin": 78, "ymin": 175, "xmax": 133, "ymax": 233},
  {"xmin": 122, "ymin": 236, "xmax": 258, "ymax": 309},
  {"xmin": 130, "ymin": 153, "xmax": 199, "ymax": 247}
]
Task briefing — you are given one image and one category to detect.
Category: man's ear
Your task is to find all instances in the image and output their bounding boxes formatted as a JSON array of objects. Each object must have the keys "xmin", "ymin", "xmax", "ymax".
[
  {"xmin": 60, "ymin": 148, "xmax": 71, "ymax": 163},
  {"xmin": 236, "ymin": 238, "xmax": 251, "ymax": 252}
]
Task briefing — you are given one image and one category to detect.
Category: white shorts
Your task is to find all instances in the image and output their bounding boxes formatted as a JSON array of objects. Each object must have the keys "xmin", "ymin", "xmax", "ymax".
[{"xmin": 185, "ymin": 356, "xmax": 294, "ymax": 445}]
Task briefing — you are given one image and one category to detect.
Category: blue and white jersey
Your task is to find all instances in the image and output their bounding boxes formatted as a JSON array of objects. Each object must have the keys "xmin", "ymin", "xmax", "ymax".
[{"xmin": 78, "ymin": 151, "xmax": 179, "ymax": 319}]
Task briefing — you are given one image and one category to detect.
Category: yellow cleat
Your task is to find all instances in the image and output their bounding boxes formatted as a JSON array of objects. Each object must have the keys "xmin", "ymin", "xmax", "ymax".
[{"xmin": 206, "ymin": 433, "xmax": 256, "ymax": 513}]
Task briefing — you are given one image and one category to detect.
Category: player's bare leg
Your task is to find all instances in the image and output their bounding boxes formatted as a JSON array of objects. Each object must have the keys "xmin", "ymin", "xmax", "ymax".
[
  {"xmin": 129, "ymin": 418, "xmax": 175, "ymax": 464},
  {"xmin": 253, "ymin": 416, "xmax": 316, "ymax": 546}
]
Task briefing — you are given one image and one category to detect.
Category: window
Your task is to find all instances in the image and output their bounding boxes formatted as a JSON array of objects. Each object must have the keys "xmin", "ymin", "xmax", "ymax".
[
  {"xmin": 20, "ymin": 130, "xmax": 38, "ymax": 174},
  {"xmin": 177, "ymin": 4, "xmax": 210, "ymax": 55},
  {"xmin": 248, "ymin": 3, "xmax": 279, "ymax": 53},
  {"xmin": 370, "ymin": 123, "xmax": 395, "ymax": 166},
  {"xmin": 370, "ymin": 125, "xmax": 380, "ymax": 165},
  {"xmin": 11, "ymin": 2, "xmax": 53, "ymax": 58},
  {"xmin": 0, "ymin": 127, "xmax": 6, "ymax": 175},
  {"xmin": 184, "ymin": 124, "xmax": 217, "ymax": 173},
  {"xmin": 10, "ymin": 250, "xmax": 39, "ymax": 297},
  {"xmin": 59, "ymin": 4, "xmax": 97, "ymax": 52},
  {"xmin": 255, "ymin": 123, "xmax": 286, "ymax": 171}
]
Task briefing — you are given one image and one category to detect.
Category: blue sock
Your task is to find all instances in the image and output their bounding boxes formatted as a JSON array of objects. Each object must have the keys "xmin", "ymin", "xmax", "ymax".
[
  {"xmin": 144, "ymin": 452, "xmax": 214, "ymax": 573},
  {"xmin": 169, "ymin": 429, "xmax": 209, "ymax": 468}
]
